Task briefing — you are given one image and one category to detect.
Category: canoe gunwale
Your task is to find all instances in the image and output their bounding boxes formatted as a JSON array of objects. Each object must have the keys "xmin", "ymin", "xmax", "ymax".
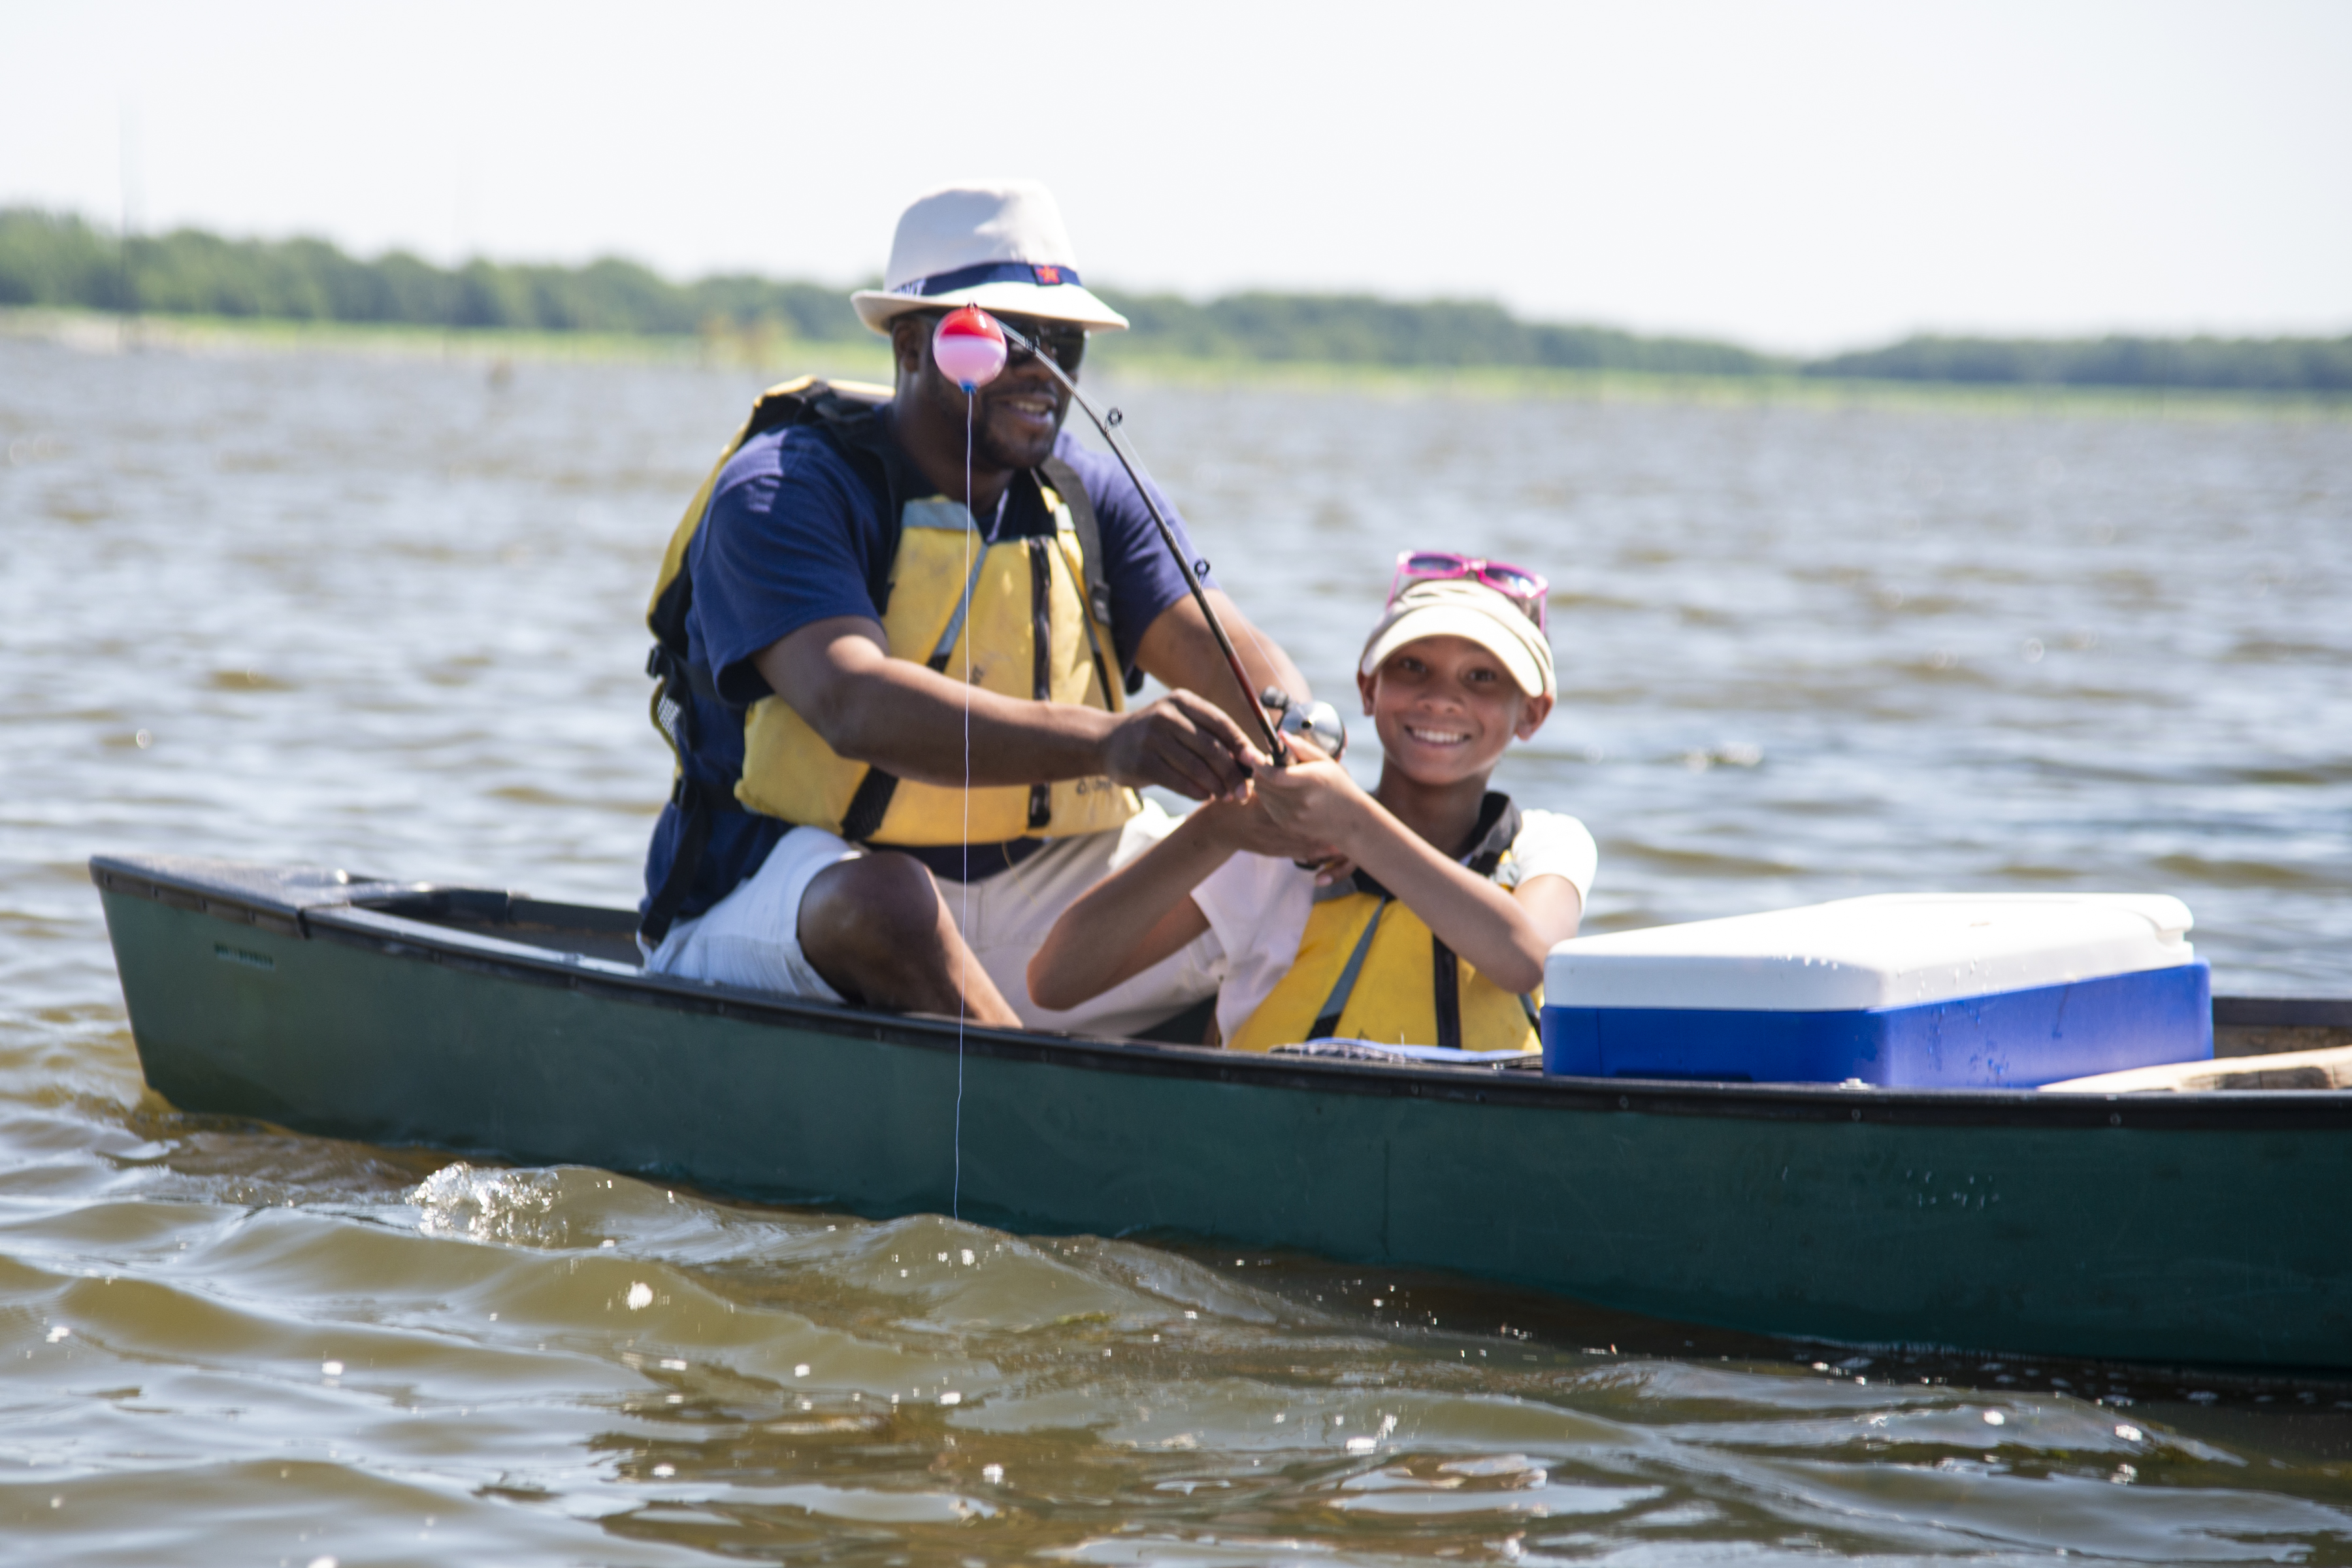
[{"xmin": 91, "ymin": 853, "xmax": 2352, "ymax": 1133}]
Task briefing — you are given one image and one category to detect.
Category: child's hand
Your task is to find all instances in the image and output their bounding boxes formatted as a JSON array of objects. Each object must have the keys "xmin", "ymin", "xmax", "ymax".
[
  {"xmin": 1196, "ymin": 794, "xmax": 1335, "ymax": 864},
  {"xmin": 1247, "ymin": 749, "xmax": 1371, "ymax": 851}
]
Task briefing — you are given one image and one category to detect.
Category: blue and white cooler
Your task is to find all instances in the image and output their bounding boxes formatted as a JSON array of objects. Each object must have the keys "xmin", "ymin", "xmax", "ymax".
[{"xmin": 1540, "ymin": 894, "xmax": 2210, "ymax": 1087}]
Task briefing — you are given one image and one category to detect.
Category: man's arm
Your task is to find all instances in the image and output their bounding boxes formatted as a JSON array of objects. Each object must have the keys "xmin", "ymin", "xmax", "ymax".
[
  {"xmin": 751, "ymin": 617, "xmax": 1269, "ymax": 802},
  {"xmin": 1132, "ymin": 589, "xmax": 1310, "ymax": 736}
]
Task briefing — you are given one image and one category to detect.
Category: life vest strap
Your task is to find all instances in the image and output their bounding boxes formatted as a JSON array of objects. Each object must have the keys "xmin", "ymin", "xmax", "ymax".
[
  {"xmin": 1026, "ymin": 537, "xmax": 1055, "ymax": 832},
  {"xmin": 640, "ymin": 636, "xmax": 723, "ymax": 947},
  {"xmin": 640, "ymin": 774, "xmax": 720, "ymax": 948},
  {"xmin": 1039, "ymin": 454, "xmax": 1137, "ymax": 697},
  {"xmin": 1308, "ymin": 893, "xmax": 1392, "ymax": 1040},
  {"xmin": 837, "ymin": 765, "xmax": 899, "ymax": 844},
  {"xmin": 929, "ymin": 538, "xmax": 995, "ymax": 667},
  {"xmin": 1431, "ymin": 932, "xmax": 1463, "ymax": 1052}
]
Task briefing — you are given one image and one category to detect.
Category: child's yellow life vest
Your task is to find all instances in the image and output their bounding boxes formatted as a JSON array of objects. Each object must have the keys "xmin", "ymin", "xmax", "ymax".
[
  {"xmin": 645, "ymin": 377, "xmax": 1141, "ymax": 849},
  {"xmin": 1226, "ymin": 794, "xmax": 1542, "ymax": 1054}
]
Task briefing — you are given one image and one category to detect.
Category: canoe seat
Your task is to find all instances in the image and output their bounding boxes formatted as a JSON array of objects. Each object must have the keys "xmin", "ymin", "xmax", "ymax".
[{"xmin": 2042, "ymin": 1044, "xmax": 2352, "ymax": 1094}]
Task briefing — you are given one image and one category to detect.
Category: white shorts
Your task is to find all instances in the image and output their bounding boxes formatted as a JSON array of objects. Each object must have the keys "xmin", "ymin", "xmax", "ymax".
[{"xmin": 642, "ymin": 798, "xmax": 1221, "ymax": 1038}]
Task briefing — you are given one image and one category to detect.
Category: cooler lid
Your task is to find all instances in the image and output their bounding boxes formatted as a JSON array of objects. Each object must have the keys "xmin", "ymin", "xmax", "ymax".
[{"xmin": 1545, "ymin": 893, "xmax": 2195, "ymax": 1013}]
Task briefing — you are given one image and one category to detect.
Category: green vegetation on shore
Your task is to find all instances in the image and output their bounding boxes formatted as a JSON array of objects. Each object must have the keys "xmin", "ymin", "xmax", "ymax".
[
  {"xmin": 1804, "ymin": 334, "xmax": 2351, "ymax": 394},
  {"xmin": 4, "ymin": 207, "xmax": 2346, "ymax": 393}
]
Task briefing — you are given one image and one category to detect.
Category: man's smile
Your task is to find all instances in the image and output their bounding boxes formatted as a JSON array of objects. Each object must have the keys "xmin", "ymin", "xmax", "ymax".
[
  {"xmin": 992, "ymin": 388, "xmax": 1060, "ymax": 430},
  {"xmin": 1400, "ymin": 723, "xmax": 1472, "ymax": 747}
]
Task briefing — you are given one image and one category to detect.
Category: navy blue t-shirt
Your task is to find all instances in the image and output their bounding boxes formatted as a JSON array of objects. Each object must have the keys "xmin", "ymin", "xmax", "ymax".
[{"xmin": 642, "ymin": 410, "xmax": 1214, "ymax": 923}]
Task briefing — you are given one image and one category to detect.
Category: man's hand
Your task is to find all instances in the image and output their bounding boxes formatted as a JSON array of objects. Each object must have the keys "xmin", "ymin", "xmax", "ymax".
[{"xmin": 1100, "ymin": 689, "xmax": 1269, "ymax": 801}]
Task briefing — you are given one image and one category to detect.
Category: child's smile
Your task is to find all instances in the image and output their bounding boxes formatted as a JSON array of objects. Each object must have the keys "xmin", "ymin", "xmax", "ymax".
[{"xmin": 1362, "ymin": 634, "xmax": 1543, "ymax": 787}]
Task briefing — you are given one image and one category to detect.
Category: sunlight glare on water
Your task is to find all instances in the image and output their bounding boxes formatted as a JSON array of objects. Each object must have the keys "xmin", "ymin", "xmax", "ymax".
[{"xmin": 3, "ymin": 335, "xmax": 2350, "ymax": 1562}]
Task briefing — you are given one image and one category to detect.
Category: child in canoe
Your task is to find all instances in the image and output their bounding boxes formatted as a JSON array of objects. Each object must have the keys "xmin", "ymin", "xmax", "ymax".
[{"xmin": 1028, "ymin": 553, "xmax": 1593, "ymax": 1053}]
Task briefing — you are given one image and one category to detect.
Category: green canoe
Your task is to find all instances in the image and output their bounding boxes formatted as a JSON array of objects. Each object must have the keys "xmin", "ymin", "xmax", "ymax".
[{"xmin": 91, "ymin": 853, "xmax": 2352, "ymax": 1371}]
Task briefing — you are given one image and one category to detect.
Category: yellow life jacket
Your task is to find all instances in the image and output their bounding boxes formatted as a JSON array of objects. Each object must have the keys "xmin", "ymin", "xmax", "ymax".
[
  {"xmin": 640, "ymin": 378, "xmax": 1140, "ymax": 937},
  {"xmin": 1226, "ymin": 794, "xmax": 1542, "ymax": 1054}
]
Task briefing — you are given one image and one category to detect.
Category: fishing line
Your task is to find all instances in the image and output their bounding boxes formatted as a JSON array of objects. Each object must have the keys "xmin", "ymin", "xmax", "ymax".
[
  {"xmin": 931, "ymin": 305, "xmax": 1013, "ymax": 1225},
  {"xmin": 1227, "ymin": 612, "xmax": 1292, "ymax": 719},
  {"xmin": 954, "ymin": 385, "xmax": 972, "ymax": 1222}
]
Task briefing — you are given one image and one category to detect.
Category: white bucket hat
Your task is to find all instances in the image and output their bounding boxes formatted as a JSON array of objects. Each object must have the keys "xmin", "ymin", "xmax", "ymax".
[{"xmin": 851, "ymin": 181, "xmax": 1130, "ymax": 335}]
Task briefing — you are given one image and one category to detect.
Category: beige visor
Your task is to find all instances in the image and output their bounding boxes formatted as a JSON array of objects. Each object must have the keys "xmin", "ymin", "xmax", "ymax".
[{"xmin": 1358, "ymin": 579, "xmax": 1557, "ymax": 699}]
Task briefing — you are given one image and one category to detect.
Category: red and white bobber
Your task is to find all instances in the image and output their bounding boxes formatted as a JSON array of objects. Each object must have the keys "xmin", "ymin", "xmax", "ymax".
[{"xmin": 932, "ymin": 306, "xmax": 1007, "ymax": 391}]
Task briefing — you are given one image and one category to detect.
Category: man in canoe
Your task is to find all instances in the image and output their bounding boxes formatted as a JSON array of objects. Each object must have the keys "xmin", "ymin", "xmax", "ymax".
[{"xmin": 638, "ymin": 181, "xmax": 1307, "ymax": 1034}]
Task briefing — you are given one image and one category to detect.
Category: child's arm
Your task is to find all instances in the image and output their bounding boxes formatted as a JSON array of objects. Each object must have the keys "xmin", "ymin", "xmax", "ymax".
[
  {"xmin": 1248, "ymin": 762, "xmax": 1580, "ymax": 996},
  {"xmin": 1026, "ymin": 801, "xmax": 1245, "ymax": 1013}
]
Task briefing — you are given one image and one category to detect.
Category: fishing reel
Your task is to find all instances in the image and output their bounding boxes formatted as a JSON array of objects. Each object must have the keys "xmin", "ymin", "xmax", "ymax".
[
  {"xmin": 1262, "ymin": 687, "xmax": 1346, "ymax": 762},
  {"xmin": 1262, "ymin": 687, "xmax": 1351, "ymax": 876}
]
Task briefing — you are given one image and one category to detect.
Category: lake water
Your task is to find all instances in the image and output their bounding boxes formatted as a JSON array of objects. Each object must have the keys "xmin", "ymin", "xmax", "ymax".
[{"xmin": 4, "ymin": 333, "xmax": 2350, "ymax": 1563}]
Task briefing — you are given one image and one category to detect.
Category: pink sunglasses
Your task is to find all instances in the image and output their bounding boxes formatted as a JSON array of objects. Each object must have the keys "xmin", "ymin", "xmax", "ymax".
[{"xmin": 1390, "ymin": 550, "xmax": 1549, "ymax": 632}]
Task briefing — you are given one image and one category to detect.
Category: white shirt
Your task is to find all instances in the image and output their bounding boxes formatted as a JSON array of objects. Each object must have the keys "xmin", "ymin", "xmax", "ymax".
[{"xmin": 1189, "ymin": 808, "xmax": 1598, "ymax": 1044}]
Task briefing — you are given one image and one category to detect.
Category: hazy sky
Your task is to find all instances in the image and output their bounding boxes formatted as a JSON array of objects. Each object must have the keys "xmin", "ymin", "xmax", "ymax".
[{"xmin": 4, "ymin": 0, "xmax": 2345, "ymax": 351}]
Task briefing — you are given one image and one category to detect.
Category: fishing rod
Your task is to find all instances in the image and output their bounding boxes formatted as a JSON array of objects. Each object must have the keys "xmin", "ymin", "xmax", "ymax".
[{"xmin": 934, "ymin": 307, "xmax": 1342, "ymax": 766}]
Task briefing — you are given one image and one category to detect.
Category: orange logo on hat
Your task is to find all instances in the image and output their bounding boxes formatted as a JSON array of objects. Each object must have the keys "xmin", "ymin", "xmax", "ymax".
[{"xmin": 1033, "ymin": 265, "xmax": 1064, "ymax": 285}]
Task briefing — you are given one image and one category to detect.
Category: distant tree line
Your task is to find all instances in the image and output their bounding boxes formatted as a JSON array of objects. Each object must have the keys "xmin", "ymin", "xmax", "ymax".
[
  {"xmin": 1103, "ymin": 290, "xmax": 1776, "ymax": 375},
  {"xmin": 1803, "ymin": 335, "xmax": 2352, "ymax": 394},
  {"xmin": 4, "ymin": 208, "xmax": 2345, "ymax": 391},
  {"xmin": 0, "ymin": 208, "xmax": 853, "ymax": 340}
]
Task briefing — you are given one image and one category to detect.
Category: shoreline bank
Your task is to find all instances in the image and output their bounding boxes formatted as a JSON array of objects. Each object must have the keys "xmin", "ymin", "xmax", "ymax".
[{"xmin": 7, "ymin": 308, "xmax": 2345, "ymax": 421}]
